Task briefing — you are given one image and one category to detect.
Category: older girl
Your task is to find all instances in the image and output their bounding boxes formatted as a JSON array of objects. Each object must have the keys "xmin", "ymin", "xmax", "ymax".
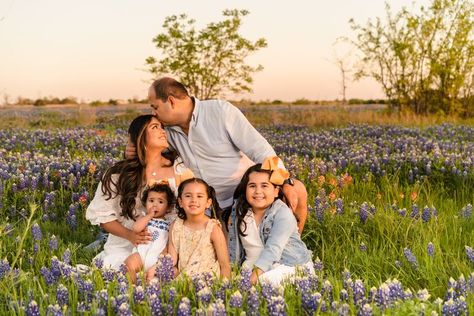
[{"xmin": 229, "ymin": 158, "xmax": 313, "ymax": 284}]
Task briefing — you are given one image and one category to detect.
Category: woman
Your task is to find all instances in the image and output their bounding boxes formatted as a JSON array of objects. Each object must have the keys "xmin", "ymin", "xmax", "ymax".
[{"xmin": 86, "ymin": 114, "xmax": 191, "ymax": 269}]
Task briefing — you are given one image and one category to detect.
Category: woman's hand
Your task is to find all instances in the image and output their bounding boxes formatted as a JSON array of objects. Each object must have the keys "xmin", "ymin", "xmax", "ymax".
[
  {"xmin": 127, "ymin": 228, "xmax": 151, "ymax": 246},
  {"xmin": 125, "ymin": 139, "xmax": 137, "ymax": 159}
]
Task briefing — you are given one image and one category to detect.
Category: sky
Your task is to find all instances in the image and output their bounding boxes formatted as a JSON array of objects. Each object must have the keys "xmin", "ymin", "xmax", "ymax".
[{"xmin": 0, "ymin": 0, "xmax": 429, "ymax": 103}]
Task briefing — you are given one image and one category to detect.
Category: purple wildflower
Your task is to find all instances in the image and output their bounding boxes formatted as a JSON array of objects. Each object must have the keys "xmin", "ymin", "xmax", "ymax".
[
  {"xmin": 442, "ymin": 299, "xmax": 457, "ymax": 315},
  {"xmin": 457, "ymin": 275, "xmax": 467, "ymax": 297},
  {"xmin": 416, "ymin": 289, "xmax": 430, "ymax": 301},
  {"xmin": 398, "ymin": 208, "xmax": 406, "ymax": 217},
  {"xmin": 359, "ymin": 202, "xmax": 369, "ymax": 223},
  {"xmin": 335, "ymin": 198, "xmax": 344, "ymax": 215},
  {"xmin": 352, "ymin": 279, "xmax": 366, "ymax": 306},
  {"xmin": 359, "ymin": 243, "xmax": 367, "ymax": 252},
  {"xmin": 302, "ymin": 292, "xmax": 321, "ymax": 314},
  {"xmin": 410, "ymin": 204, "xmax": 419, "ymax": 219},
  {"xmin": 427, "ymin": 242, "xmax": 435, "ymax": 257},
  {"xmin": 461, "ymin": 204, "xmax": 472, "ymax": 218},
  {"xmin": 154, "ymin": 254, "xmax": 174, "ymax": 283},
  {"xmin": 197, "ymin": 286, "xmax": 211, "ymax": 305},
  {"xmin": 117, "ymin": 302, "xmax": 131, "ymax": 316},
  {"xmin": 267, "ymin": 295, "xmax": 286, "ymax": 316},
  {"xmin": 403, "ymin": 247, "xmax": 418, "ymax": 269},
  {"xmin": 56, "ymin": 283, "xmax": 69, "ymax": 306},
  {"xmin": 31, "ymin": 223, "xmax": 42, "ymax": 241},
  {"xmin": 62, "ymin": 249, "xmax": 71, "ymax": 265},
  {"xmin": 230, "ymin": 290, "xmax": 243, "ymax": 308},
  {"xmin": 339, "ymin": 288, "xmax": 349, "ymax": 303},
  {"xmin": 239, "ymin": 268, "xmax": 252, "ymax": 292},
  {"xmin": 49, "ymin": 235, "xmax": 58, "ymax": 251},
  {"xmin": 148, "ymin": 293, "xmax": 162, "ymax": 316},
  {"xmin": 134, "ymin": 285, "xmax": 145, "ymax": 303},
  {"xmin": 338, "ymin": 303, "xmax": 350, "ymax": 316},
  {"xmin": 46, "ymin": 304, "xmax": 62, "ymax": 316},
  {"xmin": 247, "ymin": 286, "xmax": 260, "ymax": 316},
  {"xmin": 314, "ymin": 257, "xmax": 323, "ymax": 272},
  {"xmin": 26, "ymin": 300, "xmax": 40, "ymax": 316},
  {"xmin": 465, "ymin": 246, "xmax": 474, "ymax": 263},
  {"xmin": 0, "ymin": 258, "xmax": 11, "ymax": 278},
  {"xmin": 358, "ymin": 303, "xmax": 372, "ymax": 316},
  {"xmin": 421, "ymin": 205, "xmax": 431, "ymax": 223},
  {"xmin": 177, "ymin": 297, "xmax": 191, "ymax": 316}
]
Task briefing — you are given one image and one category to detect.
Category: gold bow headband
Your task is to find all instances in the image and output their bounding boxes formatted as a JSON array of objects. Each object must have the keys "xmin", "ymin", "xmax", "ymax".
[{"xmin": 261, "ymin": 156, "xmax": 289, "ymax": 185}]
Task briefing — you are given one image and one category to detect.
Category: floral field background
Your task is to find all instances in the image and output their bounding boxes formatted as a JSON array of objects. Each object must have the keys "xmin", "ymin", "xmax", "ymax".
[{"xmin": 0, "ymin": 108, "xmax": 473, "ymax": 315}]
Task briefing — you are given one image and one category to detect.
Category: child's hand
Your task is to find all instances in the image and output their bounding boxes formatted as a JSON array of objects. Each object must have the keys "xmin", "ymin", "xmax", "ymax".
[
  {"xmin": 127, "ymin": 228, "xmax": 151, "ymax": 246},
  {"xmin": 250, "ymin": 268, "xmax": 264, "ymax": 284}
]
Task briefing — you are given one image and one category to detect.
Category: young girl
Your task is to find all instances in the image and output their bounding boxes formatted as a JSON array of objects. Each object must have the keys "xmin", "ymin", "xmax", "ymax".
[
  {"xmin": 168, "ymin": 178, "xmax": 231, "ymax": 279},
  {"xmin": 229, "ymin": 157, "xmax": 313, "ymax": 285},
  {"xmin": 124, "ymin": 182, "xmax": 174, "ymax": 283}
]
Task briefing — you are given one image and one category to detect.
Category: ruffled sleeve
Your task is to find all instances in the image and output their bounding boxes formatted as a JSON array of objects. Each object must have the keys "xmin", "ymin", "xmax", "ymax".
[
  {"xmin": 174, "ymin": 157, "xmax": 194, "ymax": 185},
  {"xmin": 85, "ymin": 180, "xmax": 122, "ymax": 226}
]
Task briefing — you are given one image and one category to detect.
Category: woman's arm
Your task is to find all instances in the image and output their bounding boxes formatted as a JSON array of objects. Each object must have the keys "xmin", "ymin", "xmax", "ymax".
[
  {"xmin": 211, "ymin": 223, "xmax": 231, "ymax": 278},
  {"xmin": 100, "ymin": 220, "xmax": 151, "ymax": 246}
]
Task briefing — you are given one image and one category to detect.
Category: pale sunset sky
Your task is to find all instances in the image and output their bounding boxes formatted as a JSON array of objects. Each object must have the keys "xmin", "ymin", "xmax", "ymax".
[{"xmin": 0, "ymin": 0, "xmax": 428, "ymax": 103}]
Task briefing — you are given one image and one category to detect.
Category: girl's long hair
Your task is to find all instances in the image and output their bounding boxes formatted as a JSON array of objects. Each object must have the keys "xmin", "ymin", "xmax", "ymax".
[
  {"xmin": 176, "ymin": 178, "xmax": 222, "ymax": 220},
  {"xmin": 101, "ymin": 115, "xmax": 176, "ymax": 220},
  {"xmin": 234, "ymin": 164, "xmax": 283, "ymax": 237}
]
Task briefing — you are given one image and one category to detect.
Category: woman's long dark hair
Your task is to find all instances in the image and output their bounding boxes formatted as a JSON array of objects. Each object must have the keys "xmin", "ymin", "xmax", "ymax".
[
  {"xmin": 176, "ymin": 178, "xmax": 222, "ymax": 220},
  {"xmin": 101, "ymin": 115, "xmax": 176, "ymax": 220},
  {"xmin": 234, "ymin": 164, "xmax": 283, "ymax": 237}
]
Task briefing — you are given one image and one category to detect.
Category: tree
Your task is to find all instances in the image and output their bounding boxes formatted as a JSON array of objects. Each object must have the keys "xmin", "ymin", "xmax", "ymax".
[
  {"xmin": 350, "ymin": 0, "xmax": 474, "ymax": 115},
  {"xmin": 145, "ymin": 9, "xmax": 267, "ymax": 100}
]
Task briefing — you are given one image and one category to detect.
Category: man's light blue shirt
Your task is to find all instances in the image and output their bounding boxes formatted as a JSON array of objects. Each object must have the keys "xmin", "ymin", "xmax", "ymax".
[{"xmin": 165, "ymin": 98, "xmax": 278, "ymax": 208}]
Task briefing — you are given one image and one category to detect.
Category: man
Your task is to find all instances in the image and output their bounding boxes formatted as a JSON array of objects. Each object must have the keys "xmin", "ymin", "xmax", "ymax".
[{"xmin": 127, "ymin": 77, "xmax": 308, "ymax": 232}]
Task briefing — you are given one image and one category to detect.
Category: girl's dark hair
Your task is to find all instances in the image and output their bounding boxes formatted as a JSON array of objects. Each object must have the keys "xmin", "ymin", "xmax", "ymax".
[
  {"xmin": 234, "ymin": 163, "xmax": 283, "ymax": 237},
  {"xmin": 176, "ymin": 178, "xmax": 222, "ymax": 220},
  {"xmin": 141, "ymin": 183, "xmax": 175, "ymax": 209},
  {"xmin": 101, "ymin": 114, "xmax": 176, "ymax": 220}
]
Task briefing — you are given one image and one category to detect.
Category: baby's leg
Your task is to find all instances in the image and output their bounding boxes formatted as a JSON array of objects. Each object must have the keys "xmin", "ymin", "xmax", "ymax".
[
  {"xmin": 124, "ymin": 253, "xmax": 143, "ymax": 284},
  {"xmin": 145, "ymin": 264, "xmax": 157, "ymax": 283},
  {"xmin": 293, "ymin": 179, "xmax": 308, "ymax": 234}
]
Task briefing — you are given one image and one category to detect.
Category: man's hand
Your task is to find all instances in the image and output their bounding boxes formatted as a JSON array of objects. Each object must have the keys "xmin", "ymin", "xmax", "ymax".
[
  {"xmin": 127, "ymin": 228, "xmax": 151, "ymax": 246},
  {"xmin": 125, "ymin": 139, "xmax": 137, "ymax": 159},
  {"xmin": 282, "ymin": 183, "xmax": 298, "ymax": 212}
]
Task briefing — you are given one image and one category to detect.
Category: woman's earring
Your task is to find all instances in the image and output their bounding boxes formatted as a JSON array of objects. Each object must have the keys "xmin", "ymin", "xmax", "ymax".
[{"xmin": 144, "ymin": 145, "xmax": 147, "ymax": 151}]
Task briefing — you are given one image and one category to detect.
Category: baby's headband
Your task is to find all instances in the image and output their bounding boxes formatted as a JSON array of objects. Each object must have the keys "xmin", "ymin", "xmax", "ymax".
[{"xmin": 261, "ymin": 156, "xmax": 289, "ymax": 186}]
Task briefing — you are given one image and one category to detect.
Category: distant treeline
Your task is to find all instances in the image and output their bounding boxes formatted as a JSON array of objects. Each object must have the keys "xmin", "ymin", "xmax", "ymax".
[{"xmin": 6, "ymin": 96, "xmax": 386, "ymax": 107}]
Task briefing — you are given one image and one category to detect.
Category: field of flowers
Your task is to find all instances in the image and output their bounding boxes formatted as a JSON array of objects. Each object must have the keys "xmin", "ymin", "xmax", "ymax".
[{"xmin": 0, "ymin": 116, "xmax": 473, "ymax": 315}]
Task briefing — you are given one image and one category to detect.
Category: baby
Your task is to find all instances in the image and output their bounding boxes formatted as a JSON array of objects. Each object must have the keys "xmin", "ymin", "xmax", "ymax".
[{"xmin": 124, "ymin": 182, "xmax": 175, "ymax": 283}]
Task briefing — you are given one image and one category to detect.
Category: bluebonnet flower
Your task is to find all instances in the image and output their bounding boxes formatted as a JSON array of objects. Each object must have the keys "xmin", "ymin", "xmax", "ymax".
[
  {"xmin": 358, "ymin": 303, "xmax": 372, "ymax": 316},
  {"xmin": 445, "ymin": 288, "xmax": 456, "ymax": 301},
  {"xmin": 422, "ymin": 205, "xmax": 431, "ymax": 223},
  {"xmin": 154, "ymin": 254, "xmax": 174, "ymax": 283},
  {"xmin": 0, "ymin": 258, "xmax": 11, "ymax": 279},
  {"xmin": 101, "ymin": 268, "xmax": 116, "ymax": 283},
  {"xmin": 148, "ymin": 293, "xmax": 162, "ymax": 316},
  {"xmin": 460, "ymin": 204, "xmax": 472, "ymax": 218},
  {"xmin": 133, "ymin": 286, "xmax": 145, "ymax": 303},
  {"xmin": 117, "ymin": 302, "xmax": 131, "ymax": 316},
  {"xmin": 168, "ymin": 286, "xmax": 177, "ymax": 303},
  {"xmin": 442, "ymin": 299, "xmax": 457, "ymax": 315},
  {"xmin": 302, "ymin": 292, "xmax": 321, "ymax": 314},
  {"xmin": 410, "ymin": 204, "xmax": 419, "ymax": 219},
  {"xmin": 337, "ymin": 303, "xmax": 350, "ymax": 316},
  {"xmin": 342, "ymin": 269, "xmax": 351, "ymax": 281},
  {"xmin": 368, "ymin": 286, "xmax": 377, "ymax": 303},
  {"xmin": 96, "ymin": 289, "xmax": 109, "ymax": 307},
  {"xmin": 62, "ymin": 249, "xmax": 71, "ymax": 265},
  {"xmin": 26, "ymin": 300, "xmax": 40, "ymax": 316},
  {"xmin": 49, "ymin": 235, "xmax": 58, "ymax": 251},
  {"xmin": 146, "ymin": 278, "xmax": 161, "ymax": 298},
  {"xmin": 465, "ymin": 246, "xmax": 474, "ymax": 263},
  {"xmin": 468, "ymin": 272, "xmax": 474, "ymax": 292},
  {"xmin": 229, "ymin": 290, "xmax": 243, "ymax": 308},
  {"xmin": 427, "ymin": 242, "xmax": 435, "ymax": 257},
  {"xmin": 359, "ymin": 243, "xmax": 367, "ymax": 252},
  {"xmin": 267, "ymin": 295, "xmax": 286, "ymax": 316},
  {"xmin": 335, "ymin": 198, "xmax": 344, "ymax": 215},
  {"xmin": 66, "ymin": 203, "xmax": 78, "ymax": 230},
  {"xmin": 403, "ymin": 289, "xmax": 413, "ymax": 300},
  {"xmin": 456, "ymin": 296, "xmax": 468, "ymax": 315},
  {"xmin": 92, "ymin": 257, "xmax": 103, "ymax": 270},
  {"xmin": 403, "ymin": 247, "xmax": 418, "ymax": 269},
  {"xmin": 247, "ymin": 286, "xmax": 260, "ymax": 316},
  {"xmin": 197, "ymin": 286, "xmax": 211, "ymax": 305},
  {"xmin": 417, "ymin": 289, "xmax": 430, "ymax": 302},
  {"xmin": 375, "ymin": 283, "xmax": 390, "ymax": 309},
  {"xmin": 398, "ymin": 208, "xmax": 406, "ymax": 217},
  {"xmin": 322, "ymin": 279, "xmax": 333, "ymax": 302},
  {"xmin": 352, "ymin": 279, "xmax": 366, "ymax": 306},
  {"xmin": 457, "ymin": 275, "xmax": 467, "ymax": 297},
  {"xmin": 215, "ymin": 278, "xmax": 230, "ymax": 300},
  {"xmin": 394, "ymin": 260, "xmax": 402, "ymax": 268},
  {"xmin": 239, "ymin": 268, "xmax": 252, "ymax": 292},
  {"xmin": 208, "ymin": 298, "xmax": 226, "ymax": 315},
  {"xmin": 314, "ymin": 257, "xmax": 323, "ymax": 272},
  {"xmin": 359, "ymin": 202, "xmax": 369, "ymax": 223},
  {"xmin": 31, "ymin": 223, "xmax": 42, "ymax": 241},
  {"xmin": 56, "ymin": 283, "xmax": 69, "ymax": 306},
  {"xmin": 339, "ymin": 289, "xmax": 349, "ymax": 302},
  {"xmin": 41, "ymin": 267, "xmax": 56, "ymax": 285},
  {"xmin": 118, "ymin": 281, "xmax": 128, "ymax": 295},
  {"xmin": 177, "ymin": 297, "xmax": 191, "ymax": 316},
  {"xmin": 46, "ymin": 304, "xmax": 62, "ymax": 316},
  {"xmin": 387, "ymin": 279, "xmax": 403, "ymax": 301}
]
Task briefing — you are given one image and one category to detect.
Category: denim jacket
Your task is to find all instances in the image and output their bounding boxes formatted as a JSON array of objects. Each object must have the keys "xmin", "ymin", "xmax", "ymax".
[{"xmin": 228, "ymin": 199, "xmax": 312, "ymax": 272}]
